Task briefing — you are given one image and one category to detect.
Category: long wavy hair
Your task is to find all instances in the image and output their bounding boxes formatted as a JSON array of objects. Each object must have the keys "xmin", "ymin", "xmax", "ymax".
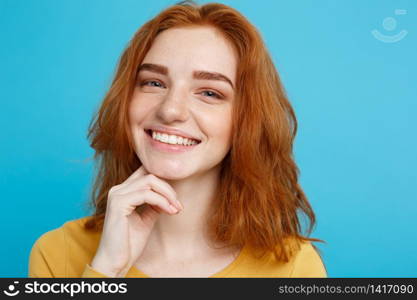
[{"xmin": 85, "ymin": 0, "xmax": 323, "ymax": 262}]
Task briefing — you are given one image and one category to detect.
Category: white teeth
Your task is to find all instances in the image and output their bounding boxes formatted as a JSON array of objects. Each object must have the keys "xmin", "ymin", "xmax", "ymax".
[
  {"xmin": 150, "ymin": 130, "xmax": 198, "ymax": 146},
  {"xmin": 162, "ymin": 133, "xmax": 169, "ymax": 143},
  {"xmin": 168, "ymin": 135, "xmax": 176, "ymax": 144}
]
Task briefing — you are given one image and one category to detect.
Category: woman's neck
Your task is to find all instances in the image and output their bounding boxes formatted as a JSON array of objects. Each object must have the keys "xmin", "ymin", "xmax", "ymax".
[{"xmin": 143, "ymin": 165, "xmax": 222, "ymax": 260}]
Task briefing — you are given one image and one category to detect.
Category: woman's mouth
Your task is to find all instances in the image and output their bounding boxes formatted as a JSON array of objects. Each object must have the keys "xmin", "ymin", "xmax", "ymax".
[{"xmin": 144, "ymin": 129, "xmax": 201, "ymax": 152}]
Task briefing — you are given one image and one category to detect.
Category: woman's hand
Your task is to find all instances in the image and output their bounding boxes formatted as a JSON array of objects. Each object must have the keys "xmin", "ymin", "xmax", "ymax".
[{"xmin": 90, "ymin": 165, "xmax": 183, "ymax": 277}]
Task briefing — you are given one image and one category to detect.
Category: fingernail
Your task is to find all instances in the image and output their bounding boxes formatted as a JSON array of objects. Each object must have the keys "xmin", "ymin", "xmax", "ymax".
[{"xmin": 169, "ymin": 204, "xmax": 178, "ymax": 214}]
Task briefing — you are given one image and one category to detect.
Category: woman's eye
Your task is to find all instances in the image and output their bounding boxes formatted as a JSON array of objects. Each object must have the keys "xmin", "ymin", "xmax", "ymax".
[
  {"xmin": 141, "ymin": 80, "xmax": 164, "ymax": 88},
  {"xmin": 201, "ymin": 90, "xmax": 222, "ymax": 99}
]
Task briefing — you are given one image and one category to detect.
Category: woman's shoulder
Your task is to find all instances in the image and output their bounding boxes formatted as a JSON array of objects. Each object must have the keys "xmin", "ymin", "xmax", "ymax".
[
  {"xmin": 286, "ymin": 239, "xmax": 327, "ymax": 277},
  {"xmin": 232, "ymin": 237, "xmax": 327, "ymax": 278},
  {"xmin": 28, "ymin": 216, "xmax": 101, "ymax": 277},
  {"xmin": 32, "ymin": 216, "xmax": 99, "ymax": 247}
]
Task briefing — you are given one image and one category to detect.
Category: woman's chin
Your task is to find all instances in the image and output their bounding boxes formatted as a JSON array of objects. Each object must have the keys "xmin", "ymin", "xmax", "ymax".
[
  {"xmin": 153, "ymin": 171, "xmax": 192, "ymax": 181},
  {"xmin": 145, "ymin": 162, "xmax": 193, "ymax": 180}
]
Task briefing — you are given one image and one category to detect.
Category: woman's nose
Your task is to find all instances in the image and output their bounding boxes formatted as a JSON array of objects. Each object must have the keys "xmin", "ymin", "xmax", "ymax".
[{"xmin": 155, "ymin": 88, "xmax": 189, "ymax": 123}]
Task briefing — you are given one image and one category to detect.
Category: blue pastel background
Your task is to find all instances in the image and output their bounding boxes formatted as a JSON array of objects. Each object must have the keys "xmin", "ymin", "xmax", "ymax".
[{"xmin": 1, "ymin": 0, "xmax": 416, "ymax": 277}]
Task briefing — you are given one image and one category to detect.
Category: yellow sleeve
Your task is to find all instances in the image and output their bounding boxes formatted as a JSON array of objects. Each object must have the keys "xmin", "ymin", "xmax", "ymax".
[
  {"xmin": 29, "ymin": 226, "xmax": 110, "ymax": 278},
  {"xmin": 289, "ymin": 242, "xmax": 327, "ymax": 278},
  {"xmin": 28, "ymin": 229, "xmax": 66, "ymax": 277}
]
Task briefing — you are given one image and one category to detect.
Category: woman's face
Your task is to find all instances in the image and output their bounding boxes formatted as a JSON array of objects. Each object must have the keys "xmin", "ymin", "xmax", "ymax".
[{"xmin": 129, "ymin": 26, "xmax": 237, "ymax": 180}]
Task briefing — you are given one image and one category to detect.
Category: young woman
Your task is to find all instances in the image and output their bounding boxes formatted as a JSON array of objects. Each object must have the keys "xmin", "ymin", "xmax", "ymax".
[{"xmin": 29, "ymin": 1, "xmax": 327, "ymax": 278}]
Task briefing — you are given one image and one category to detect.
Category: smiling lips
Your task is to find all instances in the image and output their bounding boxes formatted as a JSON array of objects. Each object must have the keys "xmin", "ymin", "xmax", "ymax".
[{"xmin": 145, "ymin": 129, "xmax": 201, "ymax": 146}]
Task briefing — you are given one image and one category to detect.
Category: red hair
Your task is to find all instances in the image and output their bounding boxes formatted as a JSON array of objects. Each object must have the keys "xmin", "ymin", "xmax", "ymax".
[{"xmin": 85, "ymin": 1, "xmax": 323, "ymax": 262}]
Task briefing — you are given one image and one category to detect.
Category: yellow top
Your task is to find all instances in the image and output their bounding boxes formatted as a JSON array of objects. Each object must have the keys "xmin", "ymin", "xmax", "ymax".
[{"xmin": 28, "ymin": 216, "xmax": 327, "ymax": 278}]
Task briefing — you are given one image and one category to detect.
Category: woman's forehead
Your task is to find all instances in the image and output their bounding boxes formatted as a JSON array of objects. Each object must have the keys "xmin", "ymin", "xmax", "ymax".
[{"xmin": 141, "ymin": 26, "xmax": 237, "ymax": 83}]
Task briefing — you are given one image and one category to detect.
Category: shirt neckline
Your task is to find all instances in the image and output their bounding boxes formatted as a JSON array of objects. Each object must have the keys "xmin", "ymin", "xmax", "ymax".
[{"xmin": 129, "ymin": 244, "xmax": 247, "ymax": 278}]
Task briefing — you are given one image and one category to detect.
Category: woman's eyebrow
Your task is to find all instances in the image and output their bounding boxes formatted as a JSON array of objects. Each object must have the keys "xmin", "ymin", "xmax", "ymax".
[
  {"xmin": 193, "ymin": 71, "xmax": 234, "ymax": 89},
  {"xmin": 137, "ymin": 63, "xmax": 168, "ymax": 75},
  {"xmin": 137, "ymin": 63, "xmax": 234, "ymax": 89}
]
